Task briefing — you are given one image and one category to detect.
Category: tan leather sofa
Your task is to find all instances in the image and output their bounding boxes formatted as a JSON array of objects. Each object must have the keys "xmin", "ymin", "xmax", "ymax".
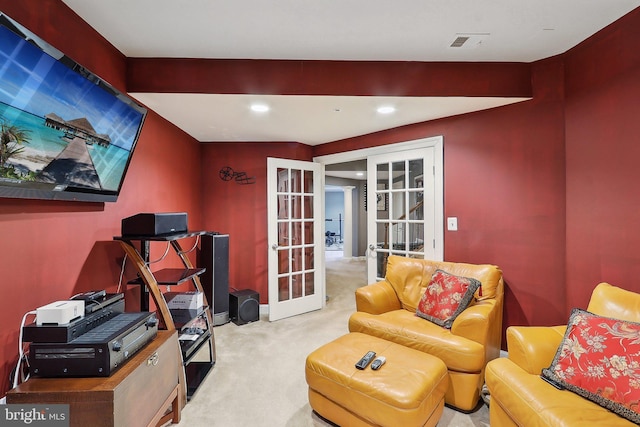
[
  {"xmin": 485, "ymin": 283, "xmax": 639, "ymax": 426},
  {"xmin": 348, "ymin": 255, "xmax": 504, "ymax": 411}
]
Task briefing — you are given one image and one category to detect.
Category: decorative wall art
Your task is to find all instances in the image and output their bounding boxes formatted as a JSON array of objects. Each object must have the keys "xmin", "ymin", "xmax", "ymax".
[{"xmin": 219, "ymin": 166, "xmax": 256, "ymax": 185}]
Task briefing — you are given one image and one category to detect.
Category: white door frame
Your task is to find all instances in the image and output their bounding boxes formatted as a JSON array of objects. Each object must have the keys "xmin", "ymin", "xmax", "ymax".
[{"xmin": 314, "ymin": 136, "xmax": 444, "ymax": 263}]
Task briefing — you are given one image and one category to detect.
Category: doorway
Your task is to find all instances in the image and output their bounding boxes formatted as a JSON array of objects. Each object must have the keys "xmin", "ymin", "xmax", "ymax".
[{"xmin": 317, "ymin": 136, "xmax": 444, "ymax": 283}]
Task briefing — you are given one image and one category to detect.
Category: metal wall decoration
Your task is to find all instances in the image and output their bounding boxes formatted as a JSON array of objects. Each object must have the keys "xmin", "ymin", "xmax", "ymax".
[{"xmin": 219, "ymin": 166, "xmax": 256, "ymax": 185}]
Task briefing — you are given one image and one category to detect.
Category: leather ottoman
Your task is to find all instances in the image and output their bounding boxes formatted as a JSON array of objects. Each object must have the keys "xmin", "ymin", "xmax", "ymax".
[{"xmin": 305, "ymin": 332, "xmax": 448, "ymax": 427}]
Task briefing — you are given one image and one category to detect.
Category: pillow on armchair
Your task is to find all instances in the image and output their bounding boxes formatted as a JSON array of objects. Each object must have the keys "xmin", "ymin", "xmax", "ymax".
[
  {"xmin": 416, "ymin": 269, "xmax": 480, "ymax": 329},
  {"xmin": 541, "ymin": 308, "xmax": 640, "ymax": 424}
]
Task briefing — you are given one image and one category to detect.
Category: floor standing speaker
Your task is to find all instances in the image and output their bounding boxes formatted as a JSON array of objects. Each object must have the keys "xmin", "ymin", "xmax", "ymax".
[
  {"xmin": 199, "ymin": 233, "xmax": 230, "ymax": 326},
  {"xmin": 229, "ymin": 290, "xmax": 260, "ymax": 325}
]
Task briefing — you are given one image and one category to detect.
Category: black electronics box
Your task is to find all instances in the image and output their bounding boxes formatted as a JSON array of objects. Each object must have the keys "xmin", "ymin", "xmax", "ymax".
[{"xmin": 121, "ymin": 212, "xmax": 188, "ymax": 237}]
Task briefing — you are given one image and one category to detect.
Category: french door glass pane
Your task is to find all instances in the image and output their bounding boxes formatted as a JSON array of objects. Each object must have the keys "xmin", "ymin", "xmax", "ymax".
[
  {"xmin": 409, "ymin": 223, "xmax": 424, "ymax": 253},
  {"xmin": 277, "ymin": 168, "xmax": 288, "ymax": 191},
  {"xmin": 409, "ymin": 159, "xmax": 423, "ymax": 189},
  {"xmin": 292, "ymin": 221, "xmax": 302, "ymax": 245},
  {"xmin": 304, "ymin": 170, "xmax": 313, "ymax": 192},
  {"xmin": 277, "ymin": 222, "xmax": 288, "ymax": 246},
  {"xmin": 278, "ymin": 276, "xmax": 289, "ymax": 301},
  {"xmin": 277, "ymin": 248, "xmax": 289, "ymax": 274},
  {"xmin": 304, "ymin": 246, "xmax": 314, "ymax": 269},
  {"xmin": 392, "ymin": 161, "xmax": 406, "ymax": 189},
  {"xmin": 392, "ymin": 192, "xmax": 406, "ymax": 221},
  {"xmin": 291, "ymin": 195, "xmax": 301, "ymax": 219},
  {"xmin": 277, "ymin": 194, "xmax": 289, "ymax": 219},
  {"xmin": 292, "ymin": 247, "xmax": 303, "ymax": 272},
  {"xmin": 291, "ymin": 169, "xmax": 302, "ymax": 192},
  {"xmin": 293, "ymin": 274, "xmax": 303, "ymax": 298},
  {"xmin": 305, "ymin": 272, "xmax": 315, "ymax": 296},
  {"xmin": 409, "ymin": 191, "xmax": 423, "ymax": 220},
  {"xmin": 376, "ymin": 252, "xmax": 386, "ymax": 278},
  {"xmin": 304, "ymin": 196, "xmax": 313, "ymax": 219}
]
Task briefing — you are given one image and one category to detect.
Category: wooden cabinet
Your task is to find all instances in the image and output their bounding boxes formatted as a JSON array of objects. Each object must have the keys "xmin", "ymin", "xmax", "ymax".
[{"xmin": 7, "ymin": 330, "xmax": 181, "ymax": 427}]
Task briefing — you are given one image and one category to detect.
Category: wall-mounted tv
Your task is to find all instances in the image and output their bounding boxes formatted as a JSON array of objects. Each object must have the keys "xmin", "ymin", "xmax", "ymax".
[{"xmin": 0, "ymin": 12, "xmax": 146, "ymax": 202}]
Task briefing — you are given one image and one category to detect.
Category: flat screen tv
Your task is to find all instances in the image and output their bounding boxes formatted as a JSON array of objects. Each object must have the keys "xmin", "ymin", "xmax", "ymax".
[{"xmin": 0, "ymin": 12, "xmax": 146, "ymax": 202}]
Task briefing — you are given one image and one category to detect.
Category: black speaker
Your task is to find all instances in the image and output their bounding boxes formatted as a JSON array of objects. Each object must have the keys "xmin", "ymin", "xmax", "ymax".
[
  {"xmin": 229, "ymin": 290, "xmax": 259, "ymax": 325},
  {"xmin": 121, "ymin": 212, "xmax": 188, "ymax": 236},
  {"xmin": 199, "ymin": 233, "xmax": 230, "ymax": 326}
]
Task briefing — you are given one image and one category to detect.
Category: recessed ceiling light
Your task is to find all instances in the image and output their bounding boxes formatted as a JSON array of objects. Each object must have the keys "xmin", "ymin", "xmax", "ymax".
[
  {"xmin": 377, "ymin": 106, "xmax": 396, "ymax": 114},
  {"xmin": 250, "ymin": 103, "xmax": 270, "ymax": 113}
]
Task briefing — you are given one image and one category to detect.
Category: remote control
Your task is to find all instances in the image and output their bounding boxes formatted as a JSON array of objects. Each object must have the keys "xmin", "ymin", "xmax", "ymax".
[
  {"xmin": 371, "ymin": 356, "xmax": 386, "ymax": 370},
  {"xmin": 355, "ymin": 351, "xmax": 376, "ymax": 370}
]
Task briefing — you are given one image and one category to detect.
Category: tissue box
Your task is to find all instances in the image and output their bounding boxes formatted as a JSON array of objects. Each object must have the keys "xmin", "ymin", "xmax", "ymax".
[{"xmin": 164, "ymin": 291, "xmax": 204, "ymax": 310}]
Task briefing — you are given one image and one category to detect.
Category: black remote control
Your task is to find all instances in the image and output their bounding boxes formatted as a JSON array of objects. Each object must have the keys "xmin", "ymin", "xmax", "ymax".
[{"xmin": 355, "ymin": 351, "xmax": 376, "ymax": 370}]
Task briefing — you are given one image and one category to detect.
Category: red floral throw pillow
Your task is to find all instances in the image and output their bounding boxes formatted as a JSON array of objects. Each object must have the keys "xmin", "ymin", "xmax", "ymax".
[
  {"xmin": 541, "ymin": 308, "xmax": 640, "ymax": 424},
  {"xmin": 416, "ymin": 269, "xmax": 480, "ymax": 329}
]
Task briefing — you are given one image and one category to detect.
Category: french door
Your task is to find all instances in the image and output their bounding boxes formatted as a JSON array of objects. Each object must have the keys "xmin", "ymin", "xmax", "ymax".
[
  {"xmin": 267, "ymin": 158, "xmax": 324, "ymax": 321},
  {"xmin": 366, "ymin": 147, "xmax": 441, "ymax": 283}
]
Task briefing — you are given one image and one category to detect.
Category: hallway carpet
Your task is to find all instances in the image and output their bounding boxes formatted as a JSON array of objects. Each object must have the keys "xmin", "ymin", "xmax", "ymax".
[{"xmin": 176, "ymin": 257, "xmax": 490, "ymax": 426}]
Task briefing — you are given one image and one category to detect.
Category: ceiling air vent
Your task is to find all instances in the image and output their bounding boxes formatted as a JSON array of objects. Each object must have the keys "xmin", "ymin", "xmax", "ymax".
[{"xmin": 450, "ymin": 33, "xmax": 490, "ymax": 49}]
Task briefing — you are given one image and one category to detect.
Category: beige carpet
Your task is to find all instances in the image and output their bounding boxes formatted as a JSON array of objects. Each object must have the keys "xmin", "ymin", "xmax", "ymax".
[{"xmin": 177, "ymin": 257, "xmax": 489, "ymax": 427}]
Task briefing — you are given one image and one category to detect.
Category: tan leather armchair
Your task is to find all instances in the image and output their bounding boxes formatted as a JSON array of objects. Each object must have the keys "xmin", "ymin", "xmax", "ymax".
[
  {"xmin": 485, "ymin": 283, "xmax": 640, "ymax": 426},
  {"xmin": 348, "ymin": 255, "xmax": 504, "ymax": 411}
]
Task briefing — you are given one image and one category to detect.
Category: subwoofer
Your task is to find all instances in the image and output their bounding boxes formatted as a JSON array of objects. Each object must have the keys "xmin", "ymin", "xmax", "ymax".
[
  {"xmin": 199, "ymin": 233, "xmax": 230, "ymax": 326},
  {"xmin": 229, "ymin": 290, "xmax": 259, "ymax": 325}
]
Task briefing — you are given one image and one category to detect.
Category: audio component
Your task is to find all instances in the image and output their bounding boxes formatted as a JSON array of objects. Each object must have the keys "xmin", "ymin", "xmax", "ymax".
[
  {"xmin": 199, "ymin": 233, "xmax": 230, "ymax": 326},
  {"xmin": 23, "ymin": 294, "xmax": 125, "ymax": 343},
  {"xmin": 121, "ymin": 212, "xmax": 188, "ymax": 237},
  {"xmin": 165, "ymin": 291, "xmax": 204, "ymax": 310},
  {"xmin": 229, "ymin": 289, "xmax": 259, "ymax": 325},
  {"xmin": 82, "ymin": 292, "xmax": 125, "ymax": 314},
  {"xmin": 36, "ymin": 300, "xmax": 84, "ymax": 325},
  {"xmin": 29, "ymin": 312, "xmax": 158, "ymax": 377}
]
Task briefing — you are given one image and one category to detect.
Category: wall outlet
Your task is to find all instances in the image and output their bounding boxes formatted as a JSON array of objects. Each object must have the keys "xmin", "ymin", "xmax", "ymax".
[{"xmin": 447, "ymin": 217, "xmax": 458, "ymax": 231}]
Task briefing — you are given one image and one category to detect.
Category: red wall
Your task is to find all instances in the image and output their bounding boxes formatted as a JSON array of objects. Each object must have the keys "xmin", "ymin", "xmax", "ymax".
[
  {"xmin": 0, "ymin": 1, "xmax": 203, "ymax": 395},
  {"xmin": 563, "ymin": 9, "xmax": 640, "ymax": 309},
  {"xmin": 199, "ymin": 142, "xmax": 313, "ymax": 302}
]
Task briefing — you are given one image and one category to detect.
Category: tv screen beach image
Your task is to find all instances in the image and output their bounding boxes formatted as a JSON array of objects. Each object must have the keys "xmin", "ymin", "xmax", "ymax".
[{"xmin": 0, "ymin": 24, "xmax": 145, "ymax": 193}]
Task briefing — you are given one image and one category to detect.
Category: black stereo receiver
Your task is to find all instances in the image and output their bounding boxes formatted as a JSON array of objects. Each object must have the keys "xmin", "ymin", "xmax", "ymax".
[{"xmin": 29, "ymin": 312, "xmax": 158, "ymax": 377}]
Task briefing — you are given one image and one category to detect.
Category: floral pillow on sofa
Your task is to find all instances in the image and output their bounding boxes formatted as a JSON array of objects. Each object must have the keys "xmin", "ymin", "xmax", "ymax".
[
  {"xmin": 416, "ymin": 269, "xmax": 480, "ymax": 329},
  {"xmin": 541, "ymin": 308, "xmax": 640, "ymax": 424}
]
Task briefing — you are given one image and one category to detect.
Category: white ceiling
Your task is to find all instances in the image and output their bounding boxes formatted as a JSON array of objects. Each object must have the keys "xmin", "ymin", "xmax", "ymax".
[
  {"xmin": 62, "ymin": 0, "xmax": 640, "ymax": 145},
  {"xmin": 131, "ymin": 93, "xmax": 529, "ymax": 145}
]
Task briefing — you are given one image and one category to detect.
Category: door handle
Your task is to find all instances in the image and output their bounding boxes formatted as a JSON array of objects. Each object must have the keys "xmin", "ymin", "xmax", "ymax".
[
  {"xmin": 369, "ymin": 244, "xmax": 376, "ymax": 251},
  {"xmin": 271, "ymin": 244, "xmax": 278, "ymax": 250}
]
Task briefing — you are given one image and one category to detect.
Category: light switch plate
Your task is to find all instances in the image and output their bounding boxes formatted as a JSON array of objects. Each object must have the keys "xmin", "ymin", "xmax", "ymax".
[{"xmin": 447, "ymin": 217, "xmax": 458, "ymax": 231}]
